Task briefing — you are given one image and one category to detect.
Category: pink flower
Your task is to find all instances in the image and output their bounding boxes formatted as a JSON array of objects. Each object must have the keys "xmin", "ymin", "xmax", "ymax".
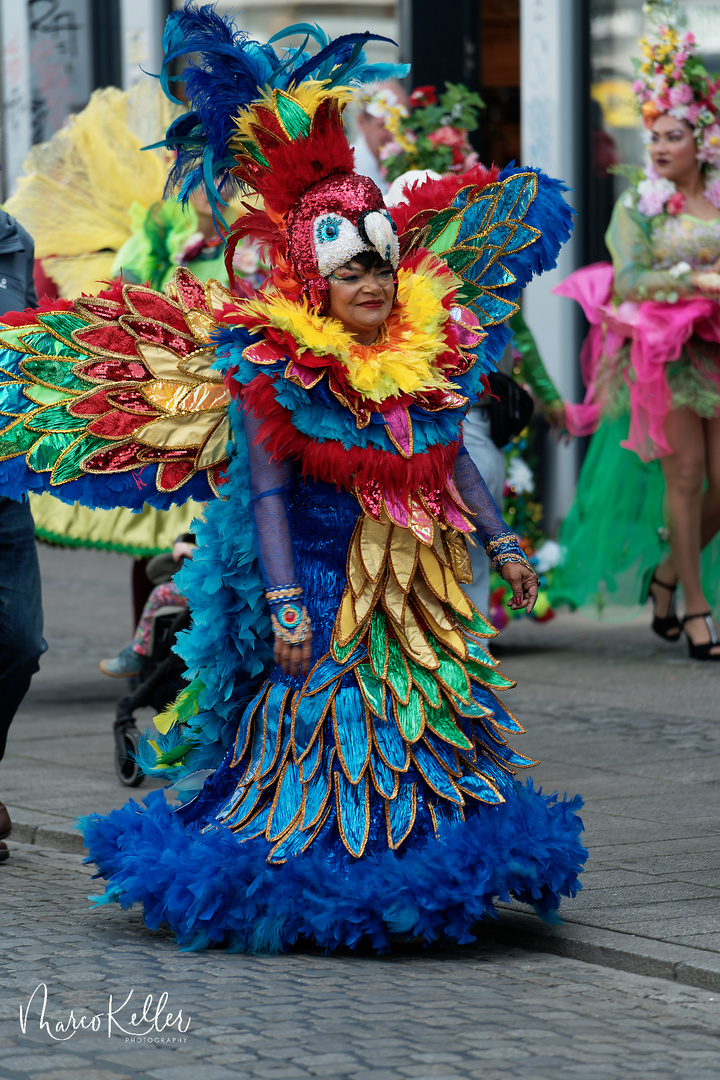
[
  {"xmin": 632, "ymin": 79, "xmax": 645, "ymax": 94},
  {"xmin": 686, "ymin": 102, "xmax": 703, "ymax": 125},
  {"xmin": 697, "ymin": 123, "xmax": 720, "ymax": 166},
  {"xmin": 427, "ymin": 125, "xmax": 466, "ymax": 149},
  {"xmin": 666, "ymin": 191, "xmax": 686, "ymax": 216},
  {"xmin": 669, "ymin": 83, "xmax": 694, "ymax": 106},
  {"xmin": 704, "ymin": 177, "xmax": 720, "ymax": 210},
  {"xmin": 685, "ymin": 32, "xmax": 695, "ymax": 45},
  {"xmin": 637, "ymin": 174, "xmax": 675, "ymax": 216}
]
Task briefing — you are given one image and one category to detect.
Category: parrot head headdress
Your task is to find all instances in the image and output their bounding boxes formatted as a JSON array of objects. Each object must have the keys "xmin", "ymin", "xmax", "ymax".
[{"xmin": 160, "ymin": 4, "xmax": 406, "ymax": 309}]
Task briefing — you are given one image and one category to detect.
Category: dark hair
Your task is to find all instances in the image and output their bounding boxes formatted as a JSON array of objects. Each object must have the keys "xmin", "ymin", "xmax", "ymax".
[{"xmin": 343, "ymin": 250, "xmax": 392, "ymax": 272}]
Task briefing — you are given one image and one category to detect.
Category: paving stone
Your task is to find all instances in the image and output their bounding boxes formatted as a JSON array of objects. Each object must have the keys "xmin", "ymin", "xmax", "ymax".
[{"xmin": 4, "ymin": 538, "xmax": 720, "ymax": 1080}]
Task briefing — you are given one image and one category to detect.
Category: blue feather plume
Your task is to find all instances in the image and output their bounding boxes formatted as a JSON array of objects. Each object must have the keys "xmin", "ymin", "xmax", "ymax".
[{"xmin": 159, "ymin": 3, "xmax": 408, "ymax": 221}]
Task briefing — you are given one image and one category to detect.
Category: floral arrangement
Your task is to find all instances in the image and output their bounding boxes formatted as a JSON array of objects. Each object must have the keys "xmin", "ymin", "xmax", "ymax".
[
  {"xmin": 632, "ymin": 9, "xmax": 720, "ymax": 167},
  {"xmin": 635, "ymin": 164, "xmax": 720, "ymax": 217},
  {"xmin": 373, "ymin": 82, "xmax": 484, "ymax": 184}
]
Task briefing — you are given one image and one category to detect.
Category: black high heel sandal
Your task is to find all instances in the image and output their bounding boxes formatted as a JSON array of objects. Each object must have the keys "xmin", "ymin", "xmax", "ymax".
[
  {"xmin": 682, "ymin": 612, "xmax": 720, "ymax": 661},
  {"xmin": 645, "ymin": 573, "xmax": 681, "ymax": 641}
]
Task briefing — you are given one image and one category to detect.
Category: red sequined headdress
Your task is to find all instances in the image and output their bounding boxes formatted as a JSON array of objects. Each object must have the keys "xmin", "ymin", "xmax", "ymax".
[{"xmin": 227, "ymin": 85, "xmax": 400, "ymax": 308}]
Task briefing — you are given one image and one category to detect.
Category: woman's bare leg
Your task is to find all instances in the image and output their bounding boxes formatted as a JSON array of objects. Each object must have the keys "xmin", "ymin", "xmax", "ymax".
[
  {"xmin": 654, "ymin": 412, "xmax": 720, "ymax": 598},
  {"xmin": 659, "ymin": 406, "xmax": 720, "ymax": 652}
]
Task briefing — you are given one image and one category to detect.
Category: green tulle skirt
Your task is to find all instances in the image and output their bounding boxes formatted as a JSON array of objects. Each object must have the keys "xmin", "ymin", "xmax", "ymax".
[{"xmin": 549, "ymin": 414, "xmax": 720, "ymax": 620}]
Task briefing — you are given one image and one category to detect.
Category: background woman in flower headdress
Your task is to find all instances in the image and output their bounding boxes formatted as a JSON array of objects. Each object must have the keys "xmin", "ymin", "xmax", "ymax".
[{"xmin": 551, "ymin": 5, "xmax": 720, "ymax": 659}]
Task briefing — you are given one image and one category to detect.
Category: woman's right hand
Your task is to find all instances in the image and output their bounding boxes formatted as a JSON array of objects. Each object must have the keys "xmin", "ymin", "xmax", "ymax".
[
  {"xmin": 691, "ymin": 270, "xmax": 720, "ymax": 295},
  {"xmin": 546, "ymin": 401, "xmax": 572, "ymax": 444},
  {"xmin": 274, "ymin": 626, "xmax": 313, "ymax": 678}
]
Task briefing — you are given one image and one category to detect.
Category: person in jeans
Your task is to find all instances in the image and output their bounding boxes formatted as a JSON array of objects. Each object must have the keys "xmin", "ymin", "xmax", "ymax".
[{"xmin": 0, "ymin": 209, "xmax": 45, "ymax": 862}]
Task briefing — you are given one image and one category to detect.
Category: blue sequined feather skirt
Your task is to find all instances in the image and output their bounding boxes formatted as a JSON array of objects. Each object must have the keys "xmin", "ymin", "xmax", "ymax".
[{"xmin": 82, "ymin": 480, "xmax": 586, "ymax": 952}]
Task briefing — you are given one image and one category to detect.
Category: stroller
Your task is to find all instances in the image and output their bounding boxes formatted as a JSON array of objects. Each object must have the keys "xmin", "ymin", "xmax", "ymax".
[{"xmin": 114, "ymin": 553, "xmax": 192, "ymax": 787}]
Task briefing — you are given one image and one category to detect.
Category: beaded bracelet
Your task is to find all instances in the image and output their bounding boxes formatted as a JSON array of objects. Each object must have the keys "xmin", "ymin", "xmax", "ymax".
[
  {"xmin": 484, "ymin": 530, "xmax": 519, "ymax": 557},
  {"xmin": 485, "ymin": 531, "xmax": 537, "ymax": 578},
  {"xmin": 265, "ymin": 583, "xmax": 310, "ymax": 645},
  {"xmin": 491, "ymin": 551, "xmax": 537, "ymax": 578}
]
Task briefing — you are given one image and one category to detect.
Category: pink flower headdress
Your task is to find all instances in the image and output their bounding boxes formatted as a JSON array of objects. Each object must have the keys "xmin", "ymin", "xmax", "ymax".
[{"xmin": 632, "ymin": 1, "xmax": 720, "ymax": 167}]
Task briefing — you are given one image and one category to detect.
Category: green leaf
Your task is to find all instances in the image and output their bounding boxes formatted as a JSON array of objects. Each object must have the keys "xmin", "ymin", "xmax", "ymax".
[
  {"xmin": 0, "ymin": 419, "xmax": 40, "ymax": 457},
  {"xmin": 21, "ymin": 331, "xmax": 84, "ymax": 359},
  {"xmin": 27, "ymin": 431, "xmax": 79, "ymax": 472},
  {"xmin": 356, "ymin": 663, "xmax": 385, "ymax": 719},
  {"xmin": 368, "ymin": 609, "xmax": 388, "ymax": 679},
  {"xmin": 26, "ymin": 404, "xmax": 88, "ymax": 433},
  {"xmin": 51, "ymin": 433, "xmax": 109, "ymax": 484},
  {"xmin": 395, "ymin": 686, "xmax": 423, "ymax": 742},
  {"xmin": 22, "ymin": 359, "xmax": 88, "ymax": 393},
  {"xmin": 424, "ymin": 696, "xmax": 471, "ymax": 750}
]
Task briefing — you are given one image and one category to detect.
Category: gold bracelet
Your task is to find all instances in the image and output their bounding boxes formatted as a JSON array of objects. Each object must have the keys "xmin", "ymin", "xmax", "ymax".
[{"xmin": 491, "ymin": 552, "xmax": 537, "ymax": 578}]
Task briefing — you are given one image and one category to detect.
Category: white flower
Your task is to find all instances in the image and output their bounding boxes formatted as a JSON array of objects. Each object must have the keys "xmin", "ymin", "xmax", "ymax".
[
  {"xmin": 668, "ymin": 105, "xmax": 688, "ymax": 120},
  {"xmin": 506, "ymin": 456, "xmax": 534, "ymax": 495},
  {"xmin": 668, "ymin": 261, "xmax": 691, "ymax": 279},
  {"xmin": 637, "ymin": 176, "xmax": 675, "ymax": 216},
  {"xmin": 532, "ymin": 539, "xmax": 561, "ymax": 575}
]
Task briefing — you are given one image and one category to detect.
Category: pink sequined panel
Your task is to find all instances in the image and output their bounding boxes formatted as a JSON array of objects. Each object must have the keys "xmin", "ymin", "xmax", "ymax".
[
  {"xmin": 418, "ymin": 483, "xmax": 446, "ymax": 523},
  {"xmin": 79, "ymin": 360, "xmax": 150, "ymax": 382},
  {"xmin": 83, "ymin": 441, "xmax": 145, "ymax": 471},
  {"xmin": 121, "ymin": 317, "xmax": 198, "ymax": 357},
  {"xmin": 174, "ymin": 268, "xmax": 210, "ymax": 313},
  {"xmin": 77, "ymin": 299, "xmax": 124, "ymax": 322},
  {"xmin": 110, "ymin": 389, "xmax": 159, "ymax": 414},
  {"xmin": 356, "ymin": 479, "xmax": 383, "ymax": 520}
]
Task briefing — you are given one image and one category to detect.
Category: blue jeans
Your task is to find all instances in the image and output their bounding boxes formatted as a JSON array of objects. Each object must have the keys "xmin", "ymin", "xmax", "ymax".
[{"xmin": 0, "ymin": 498, "xmax": 45, "ymax": 759}]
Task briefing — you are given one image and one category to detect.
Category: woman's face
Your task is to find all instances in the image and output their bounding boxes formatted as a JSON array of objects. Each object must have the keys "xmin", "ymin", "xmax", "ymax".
[
  {"xmin": 649, "ymin": 114, "xmax": 699, "ymax": 182},
  {"xmin": 326, "ymin": 258, "xmax": 395, "ymax": 342}
]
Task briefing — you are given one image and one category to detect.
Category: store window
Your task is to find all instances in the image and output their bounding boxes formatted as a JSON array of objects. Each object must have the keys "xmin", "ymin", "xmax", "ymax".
[{"xmin": 586, "ymin": 0, "xmax": 720, "ymax": 262}]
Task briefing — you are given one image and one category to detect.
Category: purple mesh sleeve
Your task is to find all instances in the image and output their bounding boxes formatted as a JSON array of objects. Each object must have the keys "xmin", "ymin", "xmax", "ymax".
[
  {"xmin": 244, "ymin": 411, "xmax": 298, "ymax": 597},
  {"xmin": 453, "ymin": 447, "xmax": 516, "ymax": 547}
]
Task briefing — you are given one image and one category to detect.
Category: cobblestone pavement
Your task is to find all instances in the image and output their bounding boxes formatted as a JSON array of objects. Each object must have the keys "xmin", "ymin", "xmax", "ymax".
[{"xmin": 1, "ymin": 844, "xmax": 719, "ymax": 1080}]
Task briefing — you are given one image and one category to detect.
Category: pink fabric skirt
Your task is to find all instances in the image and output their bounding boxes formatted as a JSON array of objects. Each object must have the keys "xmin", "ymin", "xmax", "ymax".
[{"xmin": 554, "ymin": 263, "xmax": 720, "ymax": 461}]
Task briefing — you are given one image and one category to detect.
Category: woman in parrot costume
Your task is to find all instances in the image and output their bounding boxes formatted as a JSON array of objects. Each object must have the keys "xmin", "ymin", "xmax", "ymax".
[{"xmin": 0, "ymin": 5, "xmax": 585, "ymax": 951}]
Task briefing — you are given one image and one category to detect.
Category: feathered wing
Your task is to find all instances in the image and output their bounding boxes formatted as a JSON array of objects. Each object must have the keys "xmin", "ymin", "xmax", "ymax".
[
  {"xmin": 0, "ymin": 268, "xmax": 234, "ymax": 508},
  {"xmin": 393, "ymin": 163, "xmax": 574, "ymax": 375},
  {"xmin": 5, "ymin": 83, "xmax": 179, "ymax": 297}
]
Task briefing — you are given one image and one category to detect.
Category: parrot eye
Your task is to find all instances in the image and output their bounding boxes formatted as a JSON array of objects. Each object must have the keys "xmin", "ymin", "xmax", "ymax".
[
  {"xmin": 313, "ymin": 214, "xmax": 369, "ymax": 277},
  {"xmin": 316, "ymin": 216, "xmax": 342, "ymax": 243}
]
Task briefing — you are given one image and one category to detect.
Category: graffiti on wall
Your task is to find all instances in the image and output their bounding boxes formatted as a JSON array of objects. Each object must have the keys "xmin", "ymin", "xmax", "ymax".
[{"xmin": 29, "ymin": 0, "xmax": 91, "ymax": 143}]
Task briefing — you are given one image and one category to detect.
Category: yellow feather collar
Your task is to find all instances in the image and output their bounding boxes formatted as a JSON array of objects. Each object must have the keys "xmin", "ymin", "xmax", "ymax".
[{"xmin": 242, "ymin": 256, "xmax": 460, "ymax": 404}]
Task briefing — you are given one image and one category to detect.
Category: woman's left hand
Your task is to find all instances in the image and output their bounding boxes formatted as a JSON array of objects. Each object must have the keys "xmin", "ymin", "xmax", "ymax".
[
  {"xmin": 274, "ymin": 627, "xmax": 313, "ymax": 678},
  {"xmin": 501, "ymin": 561, "xmax": 539, "ymax": 613}
]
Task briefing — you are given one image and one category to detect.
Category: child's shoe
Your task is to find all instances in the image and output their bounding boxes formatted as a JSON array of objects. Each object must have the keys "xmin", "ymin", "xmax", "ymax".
[{"xmin": 100, "ymin": 644, "xmax": 142, "ymax": 678}]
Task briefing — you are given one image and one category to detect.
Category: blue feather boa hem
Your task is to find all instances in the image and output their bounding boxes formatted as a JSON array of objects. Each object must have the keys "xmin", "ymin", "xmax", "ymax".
[{"xmin": 80, "ymin": 780, "xmax": 586, "ymax": 954}]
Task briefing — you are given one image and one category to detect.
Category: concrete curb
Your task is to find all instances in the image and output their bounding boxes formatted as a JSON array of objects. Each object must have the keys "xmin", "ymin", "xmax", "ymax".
[
  {"xmin": 7, "ymin": 816, "xmax": 86, "ymax": 855},
  {"xmin": 7, "ymin": 820, "xmax": 720, "ymax": 992},
  {"xmin": 489, "ymin": 907, "xmax": 720, "ymax": 992}
]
